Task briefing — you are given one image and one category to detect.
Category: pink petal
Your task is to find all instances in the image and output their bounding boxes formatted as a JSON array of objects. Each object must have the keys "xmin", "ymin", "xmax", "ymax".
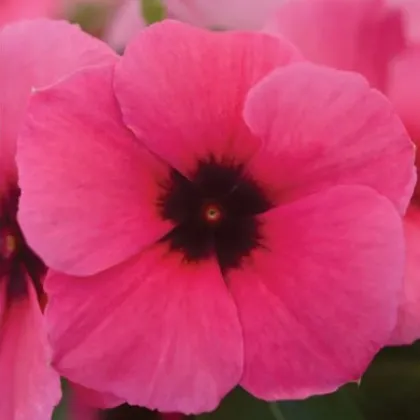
[
  {"xmin": 165, "ymin": 0, "xmax": 284, "ymax": 30},
  {"xmin": 244, "ymin": 62, "xmax": 415, "ymax": 215},
  {"xmin": 18, "ymin": 65, "xmax": 172, "ymax": 276},
  {"xmin": 388, "ymin": 0, "xmax": 420, "ymax": 42},
  {"xmin": 45, "ymin": 245, "xmax": 242, "ymax": 413},
  {"xmin": 228, "ymin": 186, "xmax": 404, "ymax": 400},
  {"xmin": 0, "ymin": 19, "xmax": 117, "ymax": 196},
  {"xmin": 70, "ymin": 383, "xmax": 124, "ymax": 409},
  {"xmin": 266, "ymin": 0, "xmax": 406, "ymax": 91},
  {"xmin": 390, "ymin": 205, "xmax": 420, "ymax": 344},
  {"xmin": 0, "ymin": 0, "xmax": 58, "ymax": 26},
  {"xmin": 115, "ymin": 20, "xmax": 299, "ymax": 178},
  {"xmin": 388, "ymin": 45, "xmax": 420, "ymax": 141},
  {"xmin": 0, "ymin": 279, "xmax": 61, "ymax": 420},
  {"xmin": 104, "ymin": 0, "xmax": 145, "ymax": 52}
]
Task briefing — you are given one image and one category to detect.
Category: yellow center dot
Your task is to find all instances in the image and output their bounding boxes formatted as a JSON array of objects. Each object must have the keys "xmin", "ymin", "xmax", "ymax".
[
  {"xmin": 2, "ymin": 234, "xmax": 17, "ymax": 258},
  {"xmin": 204, "ymin": 204, "xmax": 222, "ymax": 223}
]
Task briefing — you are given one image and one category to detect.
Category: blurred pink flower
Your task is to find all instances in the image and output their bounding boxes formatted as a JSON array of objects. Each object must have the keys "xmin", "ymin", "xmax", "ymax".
[
  {"xmin": 0, "ymin": 0, "xmax": 57, "ymax": 26},
  {"xmin": 104, "ymin": 0, "xmax": 145, "ymax": 52},
  {"xmin": 165, "ymin": 0, "xmax": 285, "ymax": 29},
  {"xmin": 0, "ymin": 19, "xmax": 117, "ymax": 420},
  {"xmin": 17, "ymin": 21, "xmax": 414, "ymax": 412},
  {"xmin": 269, "ymin": 0, "xmax": 420, "ymax": 345},
  {"xmin": 388, "ymin": 0, "xmax": 420, "ymax": 42},
  {"xmin": 266, "ymin": 0, "xmax": 406, "ymax": 91}
]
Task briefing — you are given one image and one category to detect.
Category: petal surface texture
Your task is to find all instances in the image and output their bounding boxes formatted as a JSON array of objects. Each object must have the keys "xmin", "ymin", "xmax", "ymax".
[
  {"xmin": 228, "ymin": 186, "xmax": 404, "ymax": 399},
  {"xmin": 0, "ymin": 19, "xmax": 117, "ymax": 195},
  {"xmin": 114, "ymin": 20, "xmax": 300, "ymax": 178},
  {"xmin": 45, "ymin": 246, "xmax": 243, "ymax": 414},
  {"xmin": 18, "ymin": 65, "xmax": 172, "ymax": 276},
  {"xmin": 0, "ymin": 280, "xmax": 61, "ymax": 420},
  {"xmin": 244, "ymin": 63, "xmax": 415, "ymax": 214}
]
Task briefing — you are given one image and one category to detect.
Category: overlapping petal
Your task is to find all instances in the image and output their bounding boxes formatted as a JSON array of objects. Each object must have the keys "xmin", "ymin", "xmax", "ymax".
[
  {"xmin": 229, "ymin": 186, "xmax": 404, "ymax": 399},
  {"xmin": 18, "ymin": 65, "xmax": 172, "ymax": 276},
  {"xmin": 115, "ymin": 20, "xmax": 300, "ymax": 177},
  {"xmin": 0, "ymin": 19, "xmax": 117, "ymax": 194},
  {"xmin": 244, "ymin": 63, "xmax": 415, "ymax": 214},
  {"xmin": 45, "ymin": 246, "xmax": 242, "ymax": 413}
]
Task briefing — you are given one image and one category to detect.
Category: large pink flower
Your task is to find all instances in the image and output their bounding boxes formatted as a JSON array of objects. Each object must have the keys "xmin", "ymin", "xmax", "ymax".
[
  {"xmin": 0, "ymin": 19, "xmax": 117, "ymax": 420},
  {"xmin": 268, "ymin": 0, "xmax": 420, "ymax": 345},
  {"xmin": 17, "ymin": 21, "xmax": 414, "ymax": 413}
]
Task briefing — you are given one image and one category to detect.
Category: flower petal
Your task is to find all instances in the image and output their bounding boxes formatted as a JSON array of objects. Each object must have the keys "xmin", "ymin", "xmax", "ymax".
[
  {"xmin": 228, "ymin": 186, "xmax": 404, "ymax": 399},
  {"xmin": 0, "ymin": 19, "xmax": 117, "ymax": 195},
  {"xmin": 244, "ymin": 62, "xmax": 415, "ymax": 215},
  {"xmin": 104, "ymin": 0, "xmax": 145, "ymax": 52},
  {"xmin": 45, "ymin": 246, "xmax": 243, "ymax": 413},
  {"xmin": 0, "ymin": 279, "xmax": 61, "ymax": 420},
  {"xmin": 18, "ymin": 64, "xmax": 172, "ymax": 276},
  {"xmin": 390, "ymin": 205, "xmax": 420, "ymax": 344},
  {"xmin": 115, "ymin": 20, "xmax": 299, "ymax": 178},
  {"xmin": 388, "ymin": 45, "xmax": 420, "ymax": 141},
  {"xmin": 266, "ymin": 0, "xmax": 405, "ymax": 91}
]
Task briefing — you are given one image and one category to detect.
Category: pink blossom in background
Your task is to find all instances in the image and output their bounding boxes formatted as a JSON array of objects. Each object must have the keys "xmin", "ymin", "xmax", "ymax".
[
  {"xmin": 17, "ymin": 21, "xmax": 415, "ymax": 413},
  {"xmin": 103, "ymin": 0, "xmax": 145, "ymax": 52},
  {"xmin": 387, "ymin": 0, "xmax": 420, "ymax": 42},
  {"xmin": 0, "ymin": 19, "xmax": 117, "ymax": 420},
  {"xmin": 265, "ymin": 0, "xmax": 406, "ymax": 91},
  {"xmin": 165, "ymin": 0, "xmax": 285, "ymax": 29},
  {"xmin": 0, "ymin": 0, "xmax": 57, "ymax": 26},
  {"xmin": 268, "ymin": 0, "xmax": 420, "ymax": 345}
]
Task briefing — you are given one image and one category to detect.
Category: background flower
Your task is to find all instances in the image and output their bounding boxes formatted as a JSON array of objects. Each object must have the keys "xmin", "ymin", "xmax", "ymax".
[{"xmin": 0, "ymin": 18, "xmax": 117, "ymax": 420}]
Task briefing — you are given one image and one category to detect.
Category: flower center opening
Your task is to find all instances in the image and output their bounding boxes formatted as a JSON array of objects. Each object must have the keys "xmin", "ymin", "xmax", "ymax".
[
  {"xmin": 0, "ymin": 188, "xmax": 46, "ymax": 302},
  {"xmin": 159, "ymin": 157, "xmax": 272, "ymax": 272},
  {"xmin": 203, "ymin": 203, "xmax": 223, "ymax": 223},
  {"xmin": 1, "ymin": 231, "xmax": 18, "ymax": 261}
]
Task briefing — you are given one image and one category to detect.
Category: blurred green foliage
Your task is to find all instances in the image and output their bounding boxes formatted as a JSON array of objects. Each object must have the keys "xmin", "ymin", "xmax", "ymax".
[
  {"xmin": 141, "ymin": 0, "xmax": 166, "ymax": 25},
  {"xmin": 197, "ymin": 342, "xmax": 420, "ymax": 420}
]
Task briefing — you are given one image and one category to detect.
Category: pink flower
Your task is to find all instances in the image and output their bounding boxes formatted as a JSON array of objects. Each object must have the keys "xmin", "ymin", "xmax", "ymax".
[
  {"xmin": 0, "ymin": 19, "xmax": 117, "ymax": 420},
  {"xmin": 103, "ymin": 0, "xmax": 145, "ymax": 52},
  {"xmin": 266, "ymin": 0, "xmax": 406, "ymax": 92},
  {"xmin": 268, "ymin": 0, "xmax": 420, "ymax": 345},
  {"xmin": 0, "ymin": 0, "xmax": 57, "ymax": 26},
  {"xmin": 388, "ymin": 0, "xmax": 420, "ymax": 42},
  {"xmin": 165, "ymin": 0, "xmax": 285, "ymax": 30},
  {"xmin": 17, "ymin": 21, "xmax": 414, "ymax": 413}
]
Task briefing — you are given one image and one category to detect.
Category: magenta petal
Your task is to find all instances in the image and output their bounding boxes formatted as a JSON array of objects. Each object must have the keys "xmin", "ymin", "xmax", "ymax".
[
  {"xmin": 390, "ymin": 206, "xmax": 420, "ymax": 344},
  {"xmin": 228, "ymin": 186, "xmax": 404, "ymax": 400},
  {"xmin": 244, "ymin": 62, "xmax": 416, "ymax": 215},
  {"xmin": 18, "ymin": 65, "xmax": 173, "ymax": 276},
  {"xmin": 0, "ymin": 279, "xmax": 61, "ymax": 420},
  {"xmin": 45, "ymin": 246, "xmax": 243, "ymax": 413},
  {"xmin": 0, "ymin": 19, "xmax": 117, "ymax": 195},
  {"xmin": 115, "ymin": 20, "xmax": 299, "ymax": 177}
]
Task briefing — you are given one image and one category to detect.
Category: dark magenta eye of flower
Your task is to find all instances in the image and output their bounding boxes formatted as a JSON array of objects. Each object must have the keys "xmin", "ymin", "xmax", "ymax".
[
  {"xmin": 0, "ymin": 188, "xmax": 45, "ymax": 303},
  {"xmin": 159, "ymin": 158, "xmax": 272, "ymax": 272}
]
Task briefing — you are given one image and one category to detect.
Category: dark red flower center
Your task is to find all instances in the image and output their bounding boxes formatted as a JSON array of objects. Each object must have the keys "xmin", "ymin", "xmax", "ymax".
[
  {"xmin": 159, "ymin": 157, "xmax": 272, "ymax": 272},
  {"xmin": 0, "ymin": 187, "xmax": 45, "ymax": 304}
]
